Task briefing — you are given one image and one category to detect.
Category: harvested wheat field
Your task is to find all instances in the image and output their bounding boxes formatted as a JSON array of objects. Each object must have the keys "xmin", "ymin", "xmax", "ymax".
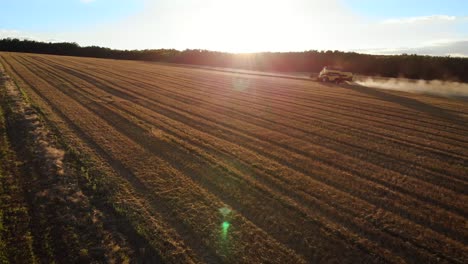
[{"xmin": 0, "ymin": 52, "xmax": 467, "ymax": 263}]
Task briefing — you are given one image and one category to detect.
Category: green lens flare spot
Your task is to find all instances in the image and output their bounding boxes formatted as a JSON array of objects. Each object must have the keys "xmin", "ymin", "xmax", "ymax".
[{"xmin": 222, "ymin": 221, "xmax": 230, "ymax": 237}]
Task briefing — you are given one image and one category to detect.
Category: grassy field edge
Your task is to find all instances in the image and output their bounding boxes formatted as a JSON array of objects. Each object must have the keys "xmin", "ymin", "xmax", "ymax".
[{"xmin": 0, "ymin": 69, "xmax": 36, "ymax": 263}]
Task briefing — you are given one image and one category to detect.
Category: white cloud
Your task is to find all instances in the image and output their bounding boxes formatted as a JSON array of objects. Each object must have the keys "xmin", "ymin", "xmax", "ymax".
[
  {"xmin": 0, "ymin": 29, "xmax": 69, "ymax": 43},
  {"xmin": 0, "ymin": 29, "xmax": 41, "ymax": 41},
  {"xmin": 348, "ymin": 13, "xmax": 468, "ymax": 53},
  {"xmin": 382, "ymin": 15, "xmax": 456, "ymax": 24},
  {"xmin": 0, "ymin": 29, "xmax": 21, "ymax": 38}
]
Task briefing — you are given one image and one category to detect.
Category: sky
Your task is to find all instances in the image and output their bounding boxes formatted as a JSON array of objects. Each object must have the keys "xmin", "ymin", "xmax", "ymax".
[{"xmin": 1, "ymin": 0, "xmax": 467, "ymax": 56}]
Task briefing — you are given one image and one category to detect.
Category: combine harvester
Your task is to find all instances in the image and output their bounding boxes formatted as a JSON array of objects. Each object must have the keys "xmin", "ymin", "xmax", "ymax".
[{"xmin": 313, "ymin": 66, "xmax": 353, "ymax": 84}]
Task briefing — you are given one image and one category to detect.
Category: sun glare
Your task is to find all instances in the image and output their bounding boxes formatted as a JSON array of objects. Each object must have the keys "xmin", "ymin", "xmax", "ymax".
[{"xmin": 199, "ymin": 0, "xmax": 300, "ymax": 52}]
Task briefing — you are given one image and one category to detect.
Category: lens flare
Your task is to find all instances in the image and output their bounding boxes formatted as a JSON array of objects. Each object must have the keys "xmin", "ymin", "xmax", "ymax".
[
  {"xmin": 219, "ymin": 207, "xmax": 232, "ymax": 240},
  {"xmin": 222, "ymin": 221, "xmax": 230, "ymax": 240},
  {"xmin": 232, "ymin": 77, "xmax": 250, "ymax": 91}
]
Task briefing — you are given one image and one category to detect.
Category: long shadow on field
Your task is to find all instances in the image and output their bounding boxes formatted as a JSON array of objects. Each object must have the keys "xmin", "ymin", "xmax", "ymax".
[{"xmin": 345, "ymin": 83, "xmax": 468, "ymax": 127}]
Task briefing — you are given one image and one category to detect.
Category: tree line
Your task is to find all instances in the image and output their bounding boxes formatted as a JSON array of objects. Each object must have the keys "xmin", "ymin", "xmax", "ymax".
[{"xmin": 1, "ymin": 38, "xmax": 467, "ymax": 82}]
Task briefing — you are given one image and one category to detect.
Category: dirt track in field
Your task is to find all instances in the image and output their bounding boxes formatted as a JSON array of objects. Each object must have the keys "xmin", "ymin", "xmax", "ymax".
[{"xmin": 0, "ymin": 52, "xmax": 467, "ymax": 263}]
